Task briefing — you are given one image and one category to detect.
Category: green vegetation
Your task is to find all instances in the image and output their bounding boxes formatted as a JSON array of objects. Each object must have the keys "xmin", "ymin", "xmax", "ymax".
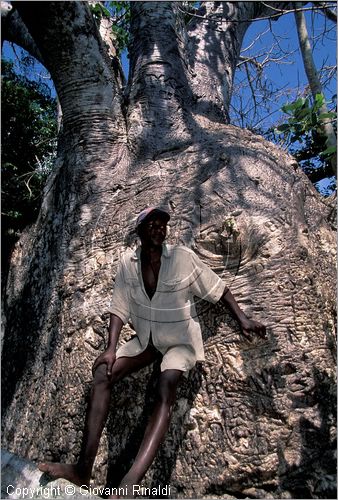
[
  {"xmin": 90, "ymin": 1, "xmax": 131, "ymax": 55},
  {"xmin": 1, "ymin": 60, "xmax": 57, "ymax": 272},
  {"xmin": 274, "ymin": 93, "xmax": 337, "ymax": 193},
  {"xmin": 1, "ymin": 2, "xmax": 335, "ymax": 276}
]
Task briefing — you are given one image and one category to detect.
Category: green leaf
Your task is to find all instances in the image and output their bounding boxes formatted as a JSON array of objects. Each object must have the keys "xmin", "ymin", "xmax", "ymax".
[
  {"xmin": 7, "ymin": 210, "xmax": 22, "ymax": 219},
  {"xmin": 276, "ymin": 123, "xmax": 291, "ymax": 132},
  {"xmin": 110, "ymin": 1, "xmax": 125, "ymax": 14},
  {"xmin": 2, "ymin": 57, "xmax": 57, "ymax": 256},
  {"xmin": 101, "ymin": 6, "xmax": 111, "ymax": 18},
  {"xmin": 319, "ymin": 112, "xmax": 336, "ymax": 120},
  {"xmin": 294, "ymin": 97, "xmax": 306, "ymax": 109},
  {"xmin": 321, "ymin": 146, "xmax": 337, "ymax": 156},
  {"xmin": 90, "ymin": 3, "xmax": 111, "ymax": 19},
  {"xmin": 314, "ymin": 93, "xmax": 325, "ymax": 107},
  {"xmin": 90, "ymin": 4, "xmax": 102, "ymax": 15},
  {"xmin": 295, "ymin": 108, "xmax": 310, "ymax": 120},
  {"xmin": 282, "ymin": 103, "xmax": 297, "ymax": 113},
  {"xmin": 310, "ymin": 111, "xmax": 318, "ymax": 127}
]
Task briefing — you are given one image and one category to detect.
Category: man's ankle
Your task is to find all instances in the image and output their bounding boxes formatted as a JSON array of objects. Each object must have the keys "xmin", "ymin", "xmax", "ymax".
[{"xmin": 76, "ymin": 461, "xmax": 92, "ymax": 480}]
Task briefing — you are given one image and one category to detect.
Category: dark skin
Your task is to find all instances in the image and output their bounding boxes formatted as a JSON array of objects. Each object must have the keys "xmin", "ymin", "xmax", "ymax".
[{"xmin": 39, "ymin": 215, "xmax": 266, "ymax": 497}]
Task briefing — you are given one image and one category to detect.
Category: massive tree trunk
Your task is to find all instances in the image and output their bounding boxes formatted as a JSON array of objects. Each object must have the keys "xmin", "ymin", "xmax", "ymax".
[{"xmin": 2, "ymin": 2, "xmax": 336, "ymax": 499}]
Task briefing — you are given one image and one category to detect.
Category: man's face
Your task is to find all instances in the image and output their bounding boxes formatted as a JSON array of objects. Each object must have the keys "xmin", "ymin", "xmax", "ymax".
[{"xmin": 141, "ymin": 216, "xmax": 167, "ymax": 247}]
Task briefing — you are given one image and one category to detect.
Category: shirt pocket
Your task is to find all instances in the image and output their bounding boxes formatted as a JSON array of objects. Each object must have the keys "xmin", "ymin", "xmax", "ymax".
[
  {"xmin": 159, "ymin": 276, "xmax": 189, "ymax": 307},
  {"xmin": 126, "ymin": 277, "xmax": 143, "ymax": 301},
  {"xmin": 125, "ymin": 276, "xmax": 150, "ymax": 323},
  {"xmin": 160, "ymin": 276, "xmax": 182, "ymax": 292}
]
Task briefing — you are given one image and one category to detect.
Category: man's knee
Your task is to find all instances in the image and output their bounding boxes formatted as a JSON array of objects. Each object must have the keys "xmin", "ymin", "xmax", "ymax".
[
  {"xmin": 156, "ymin": 370, "xmax": 182, "ymax": 406},
  {"xmin": 92, "ymin": 364, "xmax": 116, "ymax": 388}
]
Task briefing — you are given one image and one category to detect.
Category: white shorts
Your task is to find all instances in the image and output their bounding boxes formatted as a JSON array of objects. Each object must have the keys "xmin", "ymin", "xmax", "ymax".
[
  {"xmin": 160, "ymin": 344, "xmax": 197, "ymax": 372},
  {"xmin": 116, "ymin": 331, "xmax": 198, "ymax": 374}
]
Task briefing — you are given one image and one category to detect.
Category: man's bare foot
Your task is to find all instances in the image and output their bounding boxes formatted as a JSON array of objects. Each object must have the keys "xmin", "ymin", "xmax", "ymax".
[{"xmin": 38, "ymin": 463, "xmax": 90, "ymax": 488}]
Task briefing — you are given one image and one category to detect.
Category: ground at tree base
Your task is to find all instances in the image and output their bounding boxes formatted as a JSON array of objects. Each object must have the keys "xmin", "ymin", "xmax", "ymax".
[{"xmin": 2, "ymin": 449, "xmax": 336, "ymax": 499}]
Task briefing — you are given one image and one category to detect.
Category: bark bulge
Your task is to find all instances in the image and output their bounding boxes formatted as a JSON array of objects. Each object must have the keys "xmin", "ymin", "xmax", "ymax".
[{"xmin": 1, "ymin": 2, "xmax": 336, "ymax": 499}]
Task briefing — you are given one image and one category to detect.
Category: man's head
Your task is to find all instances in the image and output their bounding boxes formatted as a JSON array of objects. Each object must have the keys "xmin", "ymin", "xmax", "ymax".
[{"xmin": 136, "ymin": 207, "xmax": 170, "ymax": 247}]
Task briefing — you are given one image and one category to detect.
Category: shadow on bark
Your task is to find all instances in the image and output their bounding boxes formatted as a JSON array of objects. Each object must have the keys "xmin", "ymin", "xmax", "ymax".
[
  {"xmin": 105, "ymin": 360, "xmax": 162, "ymax": 489},
  {"xmin": 103, "ymin": 352, "xmax": 203, "ymax": 497},
  {"xmin": 102, "ymin": 301, "xmax": 234, "ymax": 498},
  {"xmin": 202, "ymin": 360, "xmax": 337, "ymax": 499},
  {"xmin": 277, "ymin": 367, "xmax": 337, "ymax": 499},
  {"xmin": 148, "ymin": 366, "xmax": 203, "ymax": 498},
  {"xmin": 1, "ymin": 232, "xmax": 63, "ymax": 417}
]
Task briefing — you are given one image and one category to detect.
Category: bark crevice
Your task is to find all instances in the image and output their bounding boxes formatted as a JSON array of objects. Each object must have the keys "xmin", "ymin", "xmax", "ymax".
[{"xmin": 1, "ymin": 2, "xmax": 336, "ymax": 499}]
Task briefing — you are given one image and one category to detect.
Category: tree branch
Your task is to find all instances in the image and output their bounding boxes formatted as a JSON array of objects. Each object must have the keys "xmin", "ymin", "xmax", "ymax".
[
  {"xmin": 1, "ymin": 5, "xmax": 44, "ymax": 64},
  {"xmin": 178, "ymin": 3, "xmax": 337, "ymax": 26},
  {"xmin": 238, "ymin": 56, "xmax": 263, "ymax": 71},
  {"xmin": 317, "ymin": 2, "xmax": 337, "ymax": 23},
  {"xmin": 14, "ymin": 1, "xmax": 124, "ymax": 142},
  {"xmin": 294, "ymin": 2, "xmax": 337, "ymax": 176}
]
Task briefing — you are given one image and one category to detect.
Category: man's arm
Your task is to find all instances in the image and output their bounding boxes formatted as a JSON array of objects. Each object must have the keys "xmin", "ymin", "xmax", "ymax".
[
  {"xmin": 92, "ymin": 313, "xmax": 124, "ymax": 376},
  {"xmin": 107, "ymin": 313, "xmax": 124, "ymax": 351},
  {"xmin": 220, "ymin": 288, "xmax": 266, "ymax": 340}
]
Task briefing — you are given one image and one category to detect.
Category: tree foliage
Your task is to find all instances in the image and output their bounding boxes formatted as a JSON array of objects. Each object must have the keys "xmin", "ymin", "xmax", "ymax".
[
  {"xmin": 91, "ymin": 1, "xmax": 337, "ymax": 191},
  {"xmin": 1, "ymin": 1, "xmax": 336, "ymax": 267},
  {"xmin": 1, "ymin": 3, "xmax": 336, "ymax": 498},
  {"xmin": 274, "ymin": 93, "xmax": 337, "ymax": 193},
  {"xmin": 228, "ymin": 2, "xmax": 337, "ymax": 190},
  {"xmin": 109, "ymin": 1, "xmax": 131, "ymax": 54},
  {"xmin": 90, "ymin": 1, "xmax": 131, "ymax": 55},
  {"xmin": 1, "ymin": 59, "xmax": 57, "ymax": 275}
]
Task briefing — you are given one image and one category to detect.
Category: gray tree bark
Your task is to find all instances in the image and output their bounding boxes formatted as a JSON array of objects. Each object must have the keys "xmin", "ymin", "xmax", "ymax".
[
  {"xmin": 294, "ymin": 2, "xmax": 337, "ymax": 176},
  {"xmin": 2, "ymin": 2, "xmax": 336, "ymax": 499}
]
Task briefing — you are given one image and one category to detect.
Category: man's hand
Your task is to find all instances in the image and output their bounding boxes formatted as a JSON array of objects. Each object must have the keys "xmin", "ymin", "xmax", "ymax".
[
  {"xmin": 240, "ymin": 317, "xmax": 267, "ymax": 341},
  {"xmin": 92, "ymin": 348, "xmax": 116, "ymax": 377},
  {"xmin": 221, "ymin": 289, "xmax": 267, "ymax": 341}
]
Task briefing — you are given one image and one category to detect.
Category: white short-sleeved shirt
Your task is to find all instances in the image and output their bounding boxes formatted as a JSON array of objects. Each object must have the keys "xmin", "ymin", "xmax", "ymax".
[{"xmin": 108, "ymin": 243, "xmax": 226, "ymax": 364}]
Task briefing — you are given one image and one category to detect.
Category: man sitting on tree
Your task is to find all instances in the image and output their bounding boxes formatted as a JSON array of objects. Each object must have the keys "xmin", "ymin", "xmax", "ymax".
[{"xmin": 39, "ymin": 207, "xmax": 266, "ymax": 497}]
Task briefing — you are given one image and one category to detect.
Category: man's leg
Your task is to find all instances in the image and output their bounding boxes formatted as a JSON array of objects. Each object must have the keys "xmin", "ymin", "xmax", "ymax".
[
  {"xmin": 38, "ymin": 345, "xmax": 159, "ymax": 486},
  {"xmin": 117, "ymin": 369, "xmax": 183, "ymax": 497}
]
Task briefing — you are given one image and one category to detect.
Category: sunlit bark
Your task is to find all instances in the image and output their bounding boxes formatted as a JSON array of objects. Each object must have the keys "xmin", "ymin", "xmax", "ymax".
[{"xmin": 2, "ymin": 2, "xmax": 336, "ymax": 498}]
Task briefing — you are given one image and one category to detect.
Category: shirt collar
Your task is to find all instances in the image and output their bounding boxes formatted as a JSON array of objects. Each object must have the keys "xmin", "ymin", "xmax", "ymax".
[{"xmin": 131, "ymin": 243, "xmax": 170, "ymax": 260}]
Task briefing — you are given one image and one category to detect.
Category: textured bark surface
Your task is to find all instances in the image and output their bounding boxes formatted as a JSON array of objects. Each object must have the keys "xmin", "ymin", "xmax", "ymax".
[
  {"xmin": 1, "ymin": 450, "xmax": 101, "ymax": 499},
  {"xmin": 2, "ymin": 2, "xmax": 336, "ymax": 499}
]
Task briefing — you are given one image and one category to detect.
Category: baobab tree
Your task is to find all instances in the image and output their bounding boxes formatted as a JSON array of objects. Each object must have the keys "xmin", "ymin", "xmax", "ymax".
[{"xmin": 2, "ymin": 2, "xmax": 336, "ymax": 498}]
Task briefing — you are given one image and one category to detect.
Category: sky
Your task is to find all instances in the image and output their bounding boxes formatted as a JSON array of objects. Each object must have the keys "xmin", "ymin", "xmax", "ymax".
[
  {"xmin": 233, "ymin": 5, "xmax": 336, "ymax": 193},
  {"xmin": 231, "ymin": 5, "xmax": 336, "ymax": 130},
  {"xmin": 3, "ymin": 2, "xmax": 335, "ymax": 128},
  {"xmin": 2, "ymin": 2, "xmax": 336, "ymax": 190}
]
